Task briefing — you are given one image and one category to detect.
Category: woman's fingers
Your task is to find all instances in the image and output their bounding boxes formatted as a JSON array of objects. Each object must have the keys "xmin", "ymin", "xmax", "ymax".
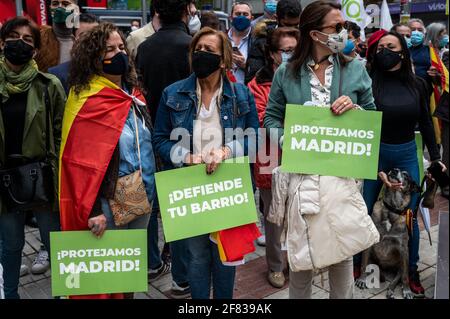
[
  {"xmin": 332, "ymin": 96, "xmax": 353, "ymax": 115},
  {"xmin": 97, "ymin": 224, "xmax": 106, "ymax": 238}
]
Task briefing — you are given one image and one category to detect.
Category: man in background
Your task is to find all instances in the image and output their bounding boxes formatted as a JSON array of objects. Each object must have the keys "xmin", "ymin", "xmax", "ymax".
[{"xmin": 48, "ymin": 13, "xmax": 99, "ymax": 94}]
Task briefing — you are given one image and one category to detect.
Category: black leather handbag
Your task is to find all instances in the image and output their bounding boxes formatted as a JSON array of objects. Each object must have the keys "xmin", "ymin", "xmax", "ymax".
[{"xmin": 0, "ymin": 84, "xmax": 54, "ymax": 211}]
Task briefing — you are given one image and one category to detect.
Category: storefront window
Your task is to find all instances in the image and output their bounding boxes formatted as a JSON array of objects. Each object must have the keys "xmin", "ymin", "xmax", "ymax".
[{"xmin": 107, "ymin": 0, "xmax": 151, "ymax": 10}]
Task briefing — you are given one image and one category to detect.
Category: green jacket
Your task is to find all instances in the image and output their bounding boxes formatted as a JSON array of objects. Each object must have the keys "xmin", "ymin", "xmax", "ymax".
[
  {"xmin": 0, "ymin": 72, "xmax": 66, "ymax": 214},
  {"xmin": 264, "ymin": 55, "xmax": 376, "ymax": 141}
]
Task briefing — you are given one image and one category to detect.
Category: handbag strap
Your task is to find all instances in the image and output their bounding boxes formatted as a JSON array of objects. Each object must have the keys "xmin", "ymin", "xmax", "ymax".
[
  {"xmin": 131, "ymin": 106, "xmax": 143, "ymax": 172},
  {"xmin": 43, "ymin": 81, "xmax": 51, "ymax": 157},
  {"xmin": 338, "ymin": 62, "xmax": 343, "ymax": 98}
]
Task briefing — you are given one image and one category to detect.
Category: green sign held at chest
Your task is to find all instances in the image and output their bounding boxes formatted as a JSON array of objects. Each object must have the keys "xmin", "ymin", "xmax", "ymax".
[
  {"xmin": 155, "ymin": 158, "xmax": 257, "ymax": 242},
  {"xmin": 50, "ymin": 230, "xmax": 147, "ymax": 297},
  {"xmin": 281, "ymin": 105, "xmax": 382, "ymax": 180}
]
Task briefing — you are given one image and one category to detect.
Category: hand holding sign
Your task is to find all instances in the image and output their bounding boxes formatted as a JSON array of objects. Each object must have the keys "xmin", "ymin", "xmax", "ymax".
[
  {"xmin": 331, "ymin": 95, "xmax": 355, "ymax": 115},
  {"xmin": 88, "ymin": 214, "xmax": 107, "ymax": 238},
  {"xmin": 204, "ymin": 146, "xmax": 232, "ymax": 175},
  {"xmin": 185, "ymin": 153, "xmax": 203, "ymax": 166}
]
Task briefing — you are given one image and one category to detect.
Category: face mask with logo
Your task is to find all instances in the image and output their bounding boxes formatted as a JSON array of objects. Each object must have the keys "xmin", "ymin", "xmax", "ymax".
[
  {"xmin": 316, "ymin": 29, "xmax": 348, "ymax": 53},
  {"xmin": 410, "ymin": 30, "xmax": 424, "ymax": 47},
  {"xmin": 188, "ymin": 15, "xmax": 201, "ymax": 35},
  {"xmin": 192, "ymin": 51, "xmax": 221, "ymax": 79},
  {"xmin": 232, "ymin": 16, "xmax": 251, "ymax": 32},
  {"xmin": 375, "ymin": 48, "xmax": 403, "ymax": 71},
  {"xmin": 264, "ymin": 0, "xmax": 278, "ymax": 15},
  {"xmin": 342, "ymin": 39, "xmax": 356, "ymax": 55},
  {"xmin": 440, "ymin": 34, "xmax": 449, "ymax": 48},
  {"xmin": 51, "ymin": 7, "xmax": 73, "ymax": 24},
  {"xmin": 102, "ymin": 52, "xmax": 129, "ymax": 76},
  {"xmin": 281, "ymin": 52, "xmax": 292, "ymax": 63},
  {"xmin": 3, "ymin": 39, "xmax": 35, "ymax": 66}
]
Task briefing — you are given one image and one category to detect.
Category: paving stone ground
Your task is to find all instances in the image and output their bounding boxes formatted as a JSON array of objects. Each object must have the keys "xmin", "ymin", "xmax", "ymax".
[{"xmin": 17, "ymin": 194, "xmax": 448, "ymax": 299}]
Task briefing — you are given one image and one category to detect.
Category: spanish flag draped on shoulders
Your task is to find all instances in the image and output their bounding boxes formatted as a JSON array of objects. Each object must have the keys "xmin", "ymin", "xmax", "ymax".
[
  {"xmin": 429, "ymin": 45, "xmax": 449, "ymax": 144},
  {"xmin": 59, "ymin": 75, "xmax": 145, "ymax": 299}
]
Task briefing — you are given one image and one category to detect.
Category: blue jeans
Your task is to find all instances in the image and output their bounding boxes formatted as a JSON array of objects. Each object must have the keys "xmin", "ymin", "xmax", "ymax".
[
  {"xmin": 147, "ymin": 194, "xmax": 188, "ymax": 284},
  {"xmin": 185, "ymin": 234, "xmax": 236, "ymax": 299},
  {"xmin": 170, "ymin": 238, "xmax": 189, "ymax": 285},
  {"xmin": 0, "ymin": 209, "xmax": 59, "ymax": 299},
  {"xmin": 360, "ymin": 140, "xmax": 421, "ymax": 272},
  {"xmin": 148, "ymin": 204, "xmax": 161, "ymax": 269}
]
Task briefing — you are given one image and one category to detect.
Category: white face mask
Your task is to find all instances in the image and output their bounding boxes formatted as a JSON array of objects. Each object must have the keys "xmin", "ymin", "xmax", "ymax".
[
  {"xmin": 188, "ymin": 15, "xmax": 201, "ymax": 35},
  {"xmin": 131, "ymin": 26, "xmax": 139, "ymax": 32},
  {"xmin": 316, "ymin": 29, "xmax": 348, "ymax": 53},
  {"xmin": 281, "ymin": 52, "xmax": 293, "ymax": 63}
]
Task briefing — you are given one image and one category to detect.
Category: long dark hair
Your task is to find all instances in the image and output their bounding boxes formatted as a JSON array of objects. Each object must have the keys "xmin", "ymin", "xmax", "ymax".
[
  {"xmin": 290, "ymin": 0, "xmax": 343, "ymax": 77},
  {"xmin": 68, "ymin": 22, "xmax": 139, "ymax": 95},
  {"xmin": 371, "ymin": 31, "xmax": 418, "ymax": 100}
]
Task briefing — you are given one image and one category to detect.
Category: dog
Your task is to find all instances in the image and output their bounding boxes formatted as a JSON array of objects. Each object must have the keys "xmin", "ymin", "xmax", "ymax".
[{"xmin": 356, "ymin": 168, "xmax": 421, "ymax": 299}]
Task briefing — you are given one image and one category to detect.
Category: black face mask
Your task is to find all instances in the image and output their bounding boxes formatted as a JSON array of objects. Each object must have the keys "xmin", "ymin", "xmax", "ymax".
[
  {"xmin": 3, "ymin": 39, "xmax": 35, "ymax": 66},
  {"xmin": 375, "ymin": 48, "xmax": 403, "ymax": 71},
  {"xmin": 102, "ymin": 52, "xmax": 129, "ymax": 76},
  {"xmin": 192, "ymin": 51, "xmax": 221, "ymax": 79},
  {"xmin": 358, "ymin": 43, "xmax": 367, "ymax": 58}
]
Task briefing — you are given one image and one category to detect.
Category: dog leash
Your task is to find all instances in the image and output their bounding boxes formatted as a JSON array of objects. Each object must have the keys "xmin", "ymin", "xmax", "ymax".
[{"xmin": 382, "ymin": 201, "xmax": 414, "ymax": 237}]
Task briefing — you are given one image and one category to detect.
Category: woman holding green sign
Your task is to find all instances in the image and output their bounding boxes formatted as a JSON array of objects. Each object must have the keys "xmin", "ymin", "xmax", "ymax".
[
  {"xmin": 60, "ymin": 23, "xmax": 156, "ymax": 299},
  {"xmin": 264, "ymin": 0, "xmax": 378, "ymax": 299},
  {"xmin": 153, "ymin": 27, "xmax": 259, "ymax": 299}
]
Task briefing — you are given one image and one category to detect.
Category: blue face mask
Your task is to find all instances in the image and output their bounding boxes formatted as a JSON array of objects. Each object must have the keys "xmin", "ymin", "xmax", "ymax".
[
  {"xmin": 264, "ymin": 0, "xmax": 278, "ymax": 15},
  {"xmin": 232, "ymin": 15, "xmax": 251, "ymax": 32},
  {"xmin": 405, "ymin": 36, "xmax": 412, "ymax": 49},
  {"xmin": 342, "ymin": 39, "xmax": 355, "ymax": 55},
  {"xmin": 411, "ymin": 30, "xmax": 424, "ymax": 46},
  {"xmin": 281, "ymin": 52, "xmax": 292, "ymax": 63},
  {"xmin": 440, "ymin": 35, "xmax": 449, "ymax": 48}
]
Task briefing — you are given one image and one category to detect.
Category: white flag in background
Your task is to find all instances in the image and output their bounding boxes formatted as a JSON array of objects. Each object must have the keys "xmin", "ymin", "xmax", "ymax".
[
  {"xmin": 339, "ymin": 0, "xmax": 372, "ymax": 40},
  {"xmin": 380, "ymin": 0, "xmax": 394, "ymax": 31}
]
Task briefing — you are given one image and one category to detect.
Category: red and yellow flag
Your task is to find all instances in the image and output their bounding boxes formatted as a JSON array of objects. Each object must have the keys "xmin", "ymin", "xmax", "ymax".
[
  {"xmin": 59, "ymin": 76, "xmax": 145, "ymax": 231},
  {"xmin": 429, "ymin": 45, "xmax": 449, "ymax": 144},
  {"xmin": 211, "ymin": 223, "xmax": 261, "ymax": 266}
]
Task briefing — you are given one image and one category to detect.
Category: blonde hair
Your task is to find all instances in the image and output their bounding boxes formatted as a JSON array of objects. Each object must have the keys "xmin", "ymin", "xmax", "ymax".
[{"xmin": 189, "ymin": 27, "xmax": 232, "ymax": 76}]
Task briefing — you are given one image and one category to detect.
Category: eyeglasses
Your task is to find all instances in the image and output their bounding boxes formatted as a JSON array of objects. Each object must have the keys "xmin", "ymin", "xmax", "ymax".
[
  {"xmin": 278, "ymin": 48, "xmax": 294, "ymax": 54},
  {"xmin": 320, "ymin": 21, "xmax": 349, "ymax": 33}
]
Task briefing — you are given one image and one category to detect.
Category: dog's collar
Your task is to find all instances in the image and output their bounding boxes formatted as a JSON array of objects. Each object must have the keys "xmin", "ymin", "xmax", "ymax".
[{"xmin": 382, "ymin": 200, "xmax": 405, "ymax": 215}]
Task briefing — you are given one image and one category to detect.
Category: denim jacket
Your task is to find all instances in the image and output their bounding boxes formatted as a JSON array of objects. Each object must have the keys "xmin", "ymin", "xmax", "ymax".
[{"xmin": 153, "ymin": 73, "xmax": 260, "ymax": 168}]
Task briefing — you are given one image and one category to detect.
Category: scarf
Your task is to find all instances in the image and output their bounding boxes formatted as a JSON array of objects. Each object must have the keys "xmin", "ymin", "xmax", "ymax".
[{"xmin": 0, "ymin": 56, "xmax": 38, "ymax": 103}]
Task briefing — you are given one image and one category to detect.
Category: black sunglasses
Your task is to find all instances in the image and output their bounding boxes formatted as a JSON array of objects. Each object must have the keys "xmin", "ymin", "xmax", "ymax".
[{"xmin": 320, "ymin": 21, "xmax": 350, "ymax": 33}]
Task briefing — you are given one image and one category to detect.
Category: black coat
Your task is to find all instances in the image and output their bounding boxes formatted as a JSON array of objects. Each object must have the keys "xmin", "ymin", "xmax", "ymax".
[
  {"xmin": 245, "ymin": 36, "xmax": 266, "ymax": 85},
  {"xmin": 136, "ymin": 22, "xmax": 192, "ymax": 124}
]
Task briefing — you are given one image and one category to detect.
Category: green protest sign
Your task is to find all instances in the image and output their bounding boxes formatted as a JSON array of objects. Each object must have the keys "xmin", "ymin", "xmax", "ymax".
[
  {"xmin": 50, "ymin": 230, "xmax": 147, "ymax": 297},
  {"xmin": 155, "ymin": 158, "xmax": 257, "ymax": 242},
  {"xmin": 282, "ymin": 105, "xmax": 382, "ymax": 179},
  {"xmin": 416, "ymin": 132, "xmax": 424, "ymax": 182}
]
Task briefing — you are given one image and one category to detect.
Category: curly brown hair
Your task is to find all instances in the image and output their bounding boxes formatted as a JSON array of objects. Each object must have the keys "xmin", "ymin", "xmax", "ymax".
[{"xmin": 68, "ymin": 22, "xmax": 139, "ymax": 95}]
